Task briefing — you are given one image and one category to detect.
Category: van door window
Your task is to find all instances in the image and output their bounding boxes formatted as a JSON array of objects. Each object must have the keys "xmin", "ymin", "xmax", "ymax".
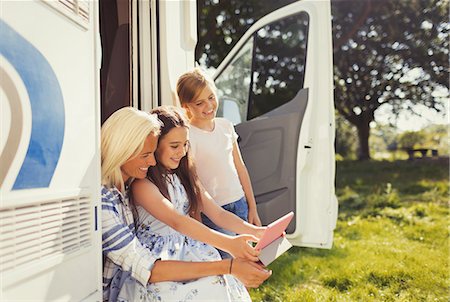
[
  {"xmin": 215, "ymin": 12, "xmax": 309, "ymax": 123},
  {"xmin": 248, "ymin": 12, "xmax": 309, "ymax": 120},
  {"xmin": 215, "ymin": 38, "xmax": 254, "ymax": 124}
]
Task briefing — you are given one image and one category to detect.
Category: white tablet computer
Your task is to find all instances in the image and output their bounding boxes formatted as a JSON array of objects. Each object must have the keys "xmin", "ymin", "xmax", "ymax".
[
  {"xmin": 255, "ymin": 212, "xmax": 294, "ymax": 265},
  {"xmin": 255, "ymin": 212, "xmax": 294, "ymax": 250}
]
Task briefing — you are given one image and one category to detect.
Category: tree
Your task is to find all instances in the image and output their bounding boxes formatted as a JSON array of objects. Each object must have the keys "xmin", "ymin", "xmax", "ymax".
[
  {"xmin": 398, "ymin": 131, "xmax": 426, "ymax": 150},
  {"xmin": 369, "ymin": 123, "xmax": 400, "ymax": 158},
  {"xmin": 196, "ymin": 0, "xmax": 449, "ymax": 160},
  {"xmin": 420, "ymin": 124, "xmax": 448, "ymax": 154},
  {"xmin": 335, "ymin": 112, "xmax": 358, "ymax": 159},
  {"xmin": 332, "ymin": 0, "xmax": 448, "ymax": 159},
  {"xmin": 196, "ymin": 0, "xmax": 296, "ymax": 67}
]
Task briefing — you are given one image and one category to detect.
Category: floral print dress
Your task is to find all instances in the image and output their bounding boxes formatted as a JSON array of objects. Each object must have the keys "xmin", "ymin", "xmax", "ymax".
[{"xmin": 116, "ymin": 174, "xmax": 251, "ymax": 302}]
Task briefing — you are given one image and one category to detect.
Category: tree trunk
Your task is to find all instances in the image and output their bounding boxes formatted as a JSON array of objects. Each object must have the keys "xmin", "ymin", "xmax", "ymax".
[{"xmin": 356, "ymin": 121, "xmax": 371, "ymax": 160}]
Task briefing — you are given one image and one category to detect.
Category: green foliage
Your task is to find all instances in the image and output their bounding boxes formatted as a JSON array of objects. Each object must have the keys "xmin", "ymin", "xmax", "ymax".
[
  {"xmin": 368, "ymin": 123, "xmax": 449, "ymax": 160},
  {"xmin": 331, "ymin": 0, "xmax": 449, "ymax": 160},
  {"xmin": 249, "ymin": 160, "xmax": 449, "ymax": 301},
  {"xmin": 197, "ymin": 0, "xmax": 449, "ymax": 160},
  {"xmin": 421, "ymin": 124, "xmax": 449, "ymax": 155},
  {"xmin": 335, "ymin": 111, "xmax": 358, "ymax": 159},
  {"xmin": 398, "ymin": 131, "xmax": 426, "ymax": 149},
  {"xmin": 196, "ymin": 0, "xmax": 296, "ymax": 67},
  {"xmin": 369, "ymin": 123, "xmax": 400, "ymax": 159}
]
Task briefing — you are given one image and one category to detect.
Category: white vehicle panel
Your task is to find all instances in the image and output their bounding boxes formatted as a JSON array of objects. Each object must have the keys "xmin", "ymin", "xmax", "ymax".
[
  {"xmin": 1, "ymin": 1, "xmax": 101, "ymax": 300},
  {"xmin": 215, "ymin": 0, "xmax": 337, "ymax": 248}
]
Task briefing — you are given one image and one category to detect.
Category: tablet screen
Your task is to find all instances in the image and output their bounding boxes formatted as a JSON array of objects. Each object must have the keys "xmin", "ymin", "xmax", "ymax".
[{"xmin": 254, "ymin": 211, "xmax": 294, "ymax": 250}]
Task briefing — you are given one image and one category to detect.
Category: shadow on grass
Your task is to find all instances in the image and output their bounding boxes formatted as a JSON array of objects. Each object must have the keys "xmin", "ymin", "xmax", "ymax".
[
  {"xmin": 264, "ymin": 245, "xmax": 349, "ymax": 288},
  {"xmin": 251, "ymin": 246, "xmax": 350, "ymax": 301},
  {"xmin": 366, "ymin": 271, "xmax": 412, "ymax": 290},
  {"xmin": 336, "ymin": 159, "xmax": 449, "ymax": 196},
  {"xmin": 336, "ymin": 159, "xmax": 449, "ymax": 221},
  {"xmin": 251, "ymin": 160, "xmax": 449, "ymax": 301},
  {"xmin": 322, "ymin": 275, "xmax": 353, "ymax": 291}
]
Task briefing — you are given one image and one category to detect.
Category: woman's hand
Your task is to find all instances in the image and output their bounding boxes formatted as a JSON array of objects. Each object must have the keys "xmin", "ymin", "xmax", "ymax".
[
  {"xmin": 225, "ymin": 234, "xmax": 260, "ymax": 262},
  {"xmin": 230, "ymin": 258, "xmax": 271, "ymax": 288},
  {"xmin": 248, "ymin": 208, "xmax": 262, "ymax": 226}
]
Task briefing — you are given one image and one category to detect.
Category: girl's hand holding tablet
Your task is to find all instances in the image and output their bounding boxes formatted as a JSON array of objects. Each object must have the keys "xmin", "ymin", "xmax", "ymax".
[{"xmin": 225, "ymin": 234, "xmax": 260, "ymax": 262}]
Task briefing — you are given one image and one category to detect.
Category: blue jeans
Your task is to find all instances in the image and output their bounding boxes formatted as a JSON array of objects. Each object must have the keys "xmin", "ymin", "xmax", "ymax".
[{"xmin": 201, "ymin": 196, "xmax": 249, "ymax": 259}]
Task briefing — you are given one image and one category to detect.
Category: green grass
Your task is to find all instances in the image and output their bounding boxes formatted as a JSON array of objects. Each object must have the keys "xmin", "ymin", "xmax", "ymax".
[{"xmin": 249, "ymin": 159, "xmax": 449, "ymax": 302}]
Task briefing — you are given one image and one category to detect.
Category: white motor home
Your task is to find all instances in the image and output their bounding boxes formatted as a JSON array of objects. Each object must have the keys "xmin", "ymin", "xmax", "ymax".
[{"xmin": 0, "ymin": 0, "xmax": 337, "ymax": 300}]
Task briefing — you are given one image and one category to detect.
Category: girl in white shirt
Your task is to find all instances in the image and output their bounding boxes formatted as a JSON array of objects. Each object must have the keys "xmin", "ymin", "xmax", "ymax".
[{"xmin": 177, "ymin": 69, "xmax": 262, "ymax": 257}]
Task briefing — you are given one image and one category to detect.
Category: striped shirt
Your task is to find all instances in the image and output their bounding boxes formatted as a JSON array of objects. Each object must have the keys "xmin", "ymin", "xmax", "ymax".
[{"xmin": 102, "ymin": 185, "xmax": 156, "ymax": 301}]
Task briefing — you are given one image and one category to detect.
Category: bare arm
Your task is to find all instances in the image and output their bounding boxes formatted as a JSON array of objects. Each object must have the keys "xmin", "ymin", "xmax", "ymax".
[
  {"xmin": 132, "ymin": 178, "xmax": 259, "ymax": 261},
  {"xmin": 149, "ymin": 258, "xmax": 271, "ymax": 288},
  {"xmin": 232, "ymin": 141, "xmax": 262, "ymax": 226}
]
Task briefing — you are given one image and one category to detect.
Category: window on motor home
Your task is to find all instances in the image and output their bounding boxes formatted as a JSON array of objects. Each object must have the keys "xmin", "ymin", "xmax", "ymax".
[
  {"xmin": 215, "ymin": 38, "xmax": 254, "ymax": 124},
  {"xmin": 215, "ymin": 11, "xmax": 310, "ymax": 123}
]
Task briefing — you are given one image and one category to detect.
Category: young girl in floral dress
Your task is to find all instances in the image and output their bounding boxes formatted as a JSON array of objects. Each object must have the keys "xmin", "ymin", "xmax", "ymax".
[{"xmin": 123, "ymin": 106, "xmax": 267, "ymax": 301}]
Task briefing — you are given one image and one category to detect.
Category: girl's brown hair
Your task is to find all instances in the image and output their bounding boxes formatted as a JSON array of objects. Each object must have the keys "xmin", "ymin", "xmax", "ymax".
[
  {"xmin": 176, "ymin": 68, "xmax": 216, "ymax": 106},
  {"xmin": 146, "ymin": 106, "xmax": 202, "ymax": 217}
]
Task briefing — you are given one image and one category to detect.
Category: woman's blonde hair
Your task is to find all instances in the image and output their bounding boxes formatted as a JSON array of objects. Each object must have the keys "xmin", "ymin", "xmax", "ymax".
[
  {"xmin": 176, "ymin": 68, "xmax": 216, "ymax": 105},
  {"xmin": 101, "ymin": 107, "xmax": 161, "ymax": 190}
]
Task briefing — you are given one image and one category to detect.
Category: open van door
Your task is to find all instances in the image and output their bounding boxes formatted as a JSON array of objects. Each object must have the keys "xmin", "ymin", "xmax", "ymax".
[{"xmin": 213, "ymin": 0, "xmax": 337, "ymax": 248}]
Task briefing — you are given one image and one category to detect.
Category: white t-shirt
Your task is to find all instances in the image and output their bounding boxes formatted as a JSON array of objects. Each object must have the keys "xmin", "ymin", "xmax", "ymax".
[{"xmin": 189, "ymin": 118, "xmax": 245, "ymax": 206}]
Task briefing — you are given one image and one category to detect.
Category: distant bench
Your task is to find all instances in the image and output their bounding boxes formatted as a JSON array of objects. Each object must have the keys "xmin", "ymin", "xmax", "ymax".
[{"xmin": 406, "ymin": 148, "xmax": 438, "ymax": 160}]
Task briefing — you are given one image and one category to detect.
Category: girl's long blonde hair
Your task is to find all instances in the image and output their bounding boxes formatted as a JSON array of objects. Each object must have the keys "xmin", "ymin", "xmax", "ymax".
[
  {"xmin": 176, "ymin": 68, "xmax": 217, "ymax": 106},
  {"xmin": 101, "ymin": 107, "xmax": 160, "ymax": 191}
]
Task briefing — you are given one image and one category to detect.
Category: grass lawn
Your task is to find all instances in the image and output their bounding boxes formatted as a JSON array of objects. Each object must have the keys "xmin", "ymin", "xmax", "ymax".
[{"xmin": 249, "ymin": 159, "xmax": 449, "ymax": 302}]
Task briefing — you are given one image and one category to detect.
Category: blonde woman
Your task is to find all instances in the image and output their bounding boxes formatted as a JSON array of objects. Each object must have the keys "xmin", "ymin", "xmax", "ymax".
[{"xmin": 101, "ymin": 107, "xmax": 270, "ymax": 302}]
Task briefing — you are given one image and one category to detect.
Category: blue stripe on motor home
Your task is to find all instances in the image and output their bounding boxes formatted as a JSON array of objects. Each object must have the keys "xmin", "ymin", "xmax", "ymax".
[{"xmin": 0, "ymin": 20, "xmax": 65, "ymax": 190}]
